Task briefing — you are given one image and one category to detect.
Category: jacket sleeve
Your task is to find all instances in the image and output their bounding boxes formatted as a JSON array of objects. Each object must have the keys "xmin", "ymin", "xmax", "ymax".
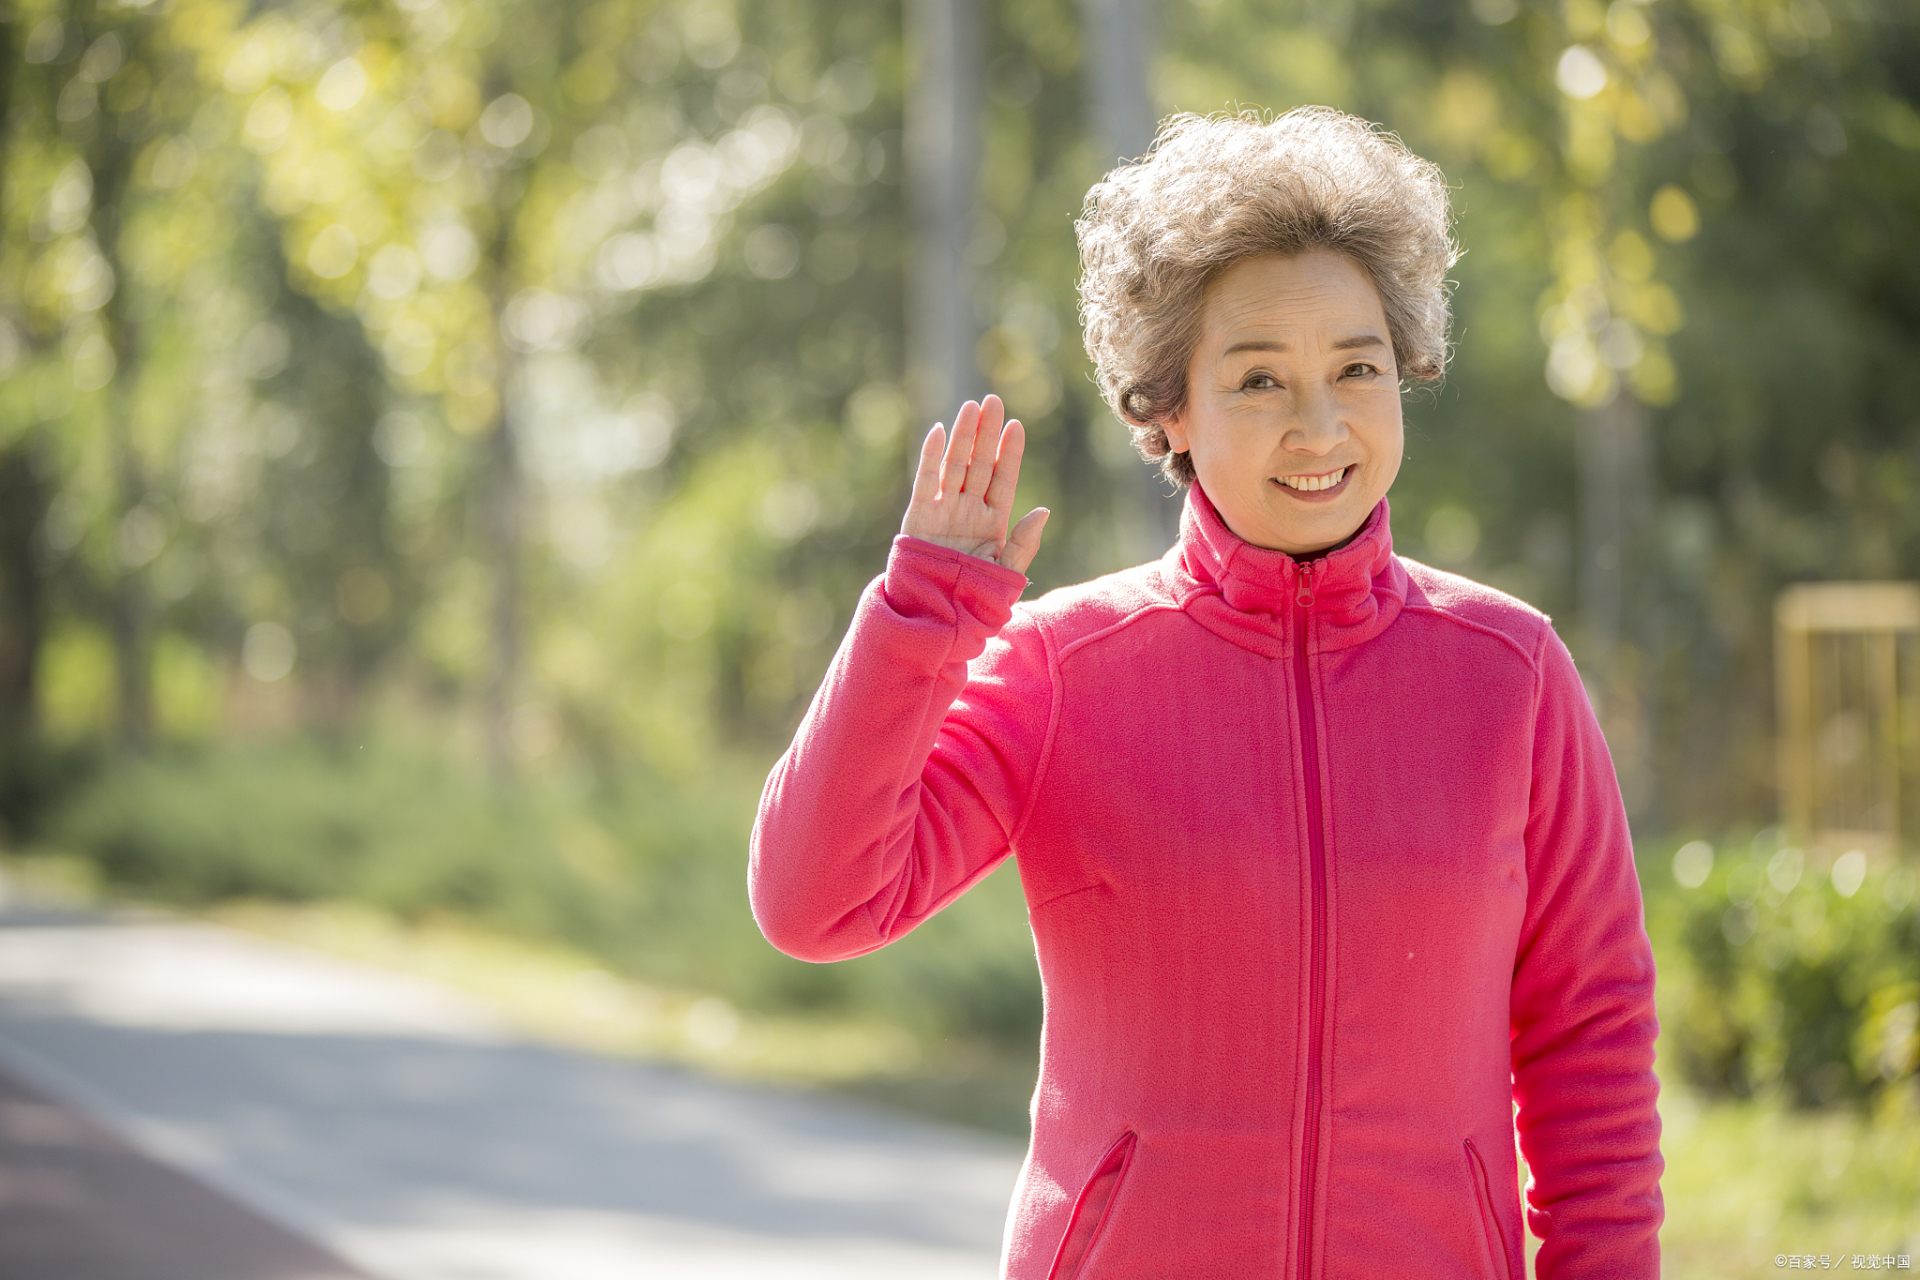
[
  {"xmin": 748, "ymin": 534, "xmax": 1054, "ymax": 962},
  {"xmin": 1510, "ymin": 621, "xmax": 1663, "ymax": 1279}
]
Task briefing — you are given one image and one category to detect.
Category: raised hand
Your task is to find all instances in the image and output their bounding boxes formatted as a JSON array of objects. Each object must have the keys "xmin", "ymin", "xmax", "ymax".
[{"xmin": 902, "ymin": 395, "xmax": 1049, "ymax": 575}]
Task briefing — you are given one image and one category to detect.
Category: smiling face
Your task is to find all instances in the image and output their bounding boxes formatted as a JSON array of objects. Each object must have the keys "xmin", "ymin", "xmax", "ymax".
[{"xmin": 1163, "ymin": 250, "xmax": 1404, "ymax": 557}]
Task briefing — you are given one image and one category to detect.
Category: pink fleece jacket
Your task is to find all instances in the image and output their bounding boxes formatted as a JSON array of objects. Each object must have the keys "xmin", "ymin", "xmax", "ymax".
[{"xmin": 750, "ymin": 485, "xmax": 1662, "ymax": 1280}]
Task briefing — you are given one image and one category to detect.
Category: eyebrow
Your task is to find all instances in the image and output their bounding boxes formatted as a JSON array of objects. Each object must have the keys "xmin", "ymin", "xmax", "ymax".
[{"xmin": 1222, "ymin": 333, "xmax": 1389, "ymax": 356}]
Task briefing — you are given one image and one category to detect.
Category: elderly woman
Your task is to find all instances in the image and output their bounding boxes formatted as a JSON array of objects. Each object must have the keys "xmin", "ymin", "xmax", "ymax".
[{"xmin": 750, "ymin": 107, "xmax": 1662, "ymax": 1279}]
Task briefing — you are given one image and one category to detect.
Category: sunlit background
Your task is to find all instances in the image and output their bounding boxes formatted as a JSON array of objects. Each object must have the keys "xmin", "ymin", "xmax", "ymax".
[{"xmin": 0, "ymin": 0, "xmax": 1916, "ymax": 1272}]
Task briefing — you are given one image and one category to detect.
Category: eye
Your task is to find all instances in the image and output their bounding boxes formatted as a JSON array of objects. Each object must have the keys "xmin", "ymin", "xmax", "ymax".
[
  {"xmin": 1342, "ymin": 362, "xmax": 1383, "ymax": 379},
  {"xmin": 1241, "ymin": 372, "xmax": 1278, "ymax": 390}
]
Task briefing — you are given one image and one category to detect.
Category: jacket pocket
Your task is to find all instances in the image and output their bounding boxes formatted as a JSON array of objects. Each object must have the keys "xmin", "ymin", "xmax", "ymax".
[
  {"xmin": 1047, "ymin": 1130, "xmax": 1138, "ymax": 1280},
  {"xmin": 1464, "ymin": 1138, "xmax": 1515, "ymax": 1280}
]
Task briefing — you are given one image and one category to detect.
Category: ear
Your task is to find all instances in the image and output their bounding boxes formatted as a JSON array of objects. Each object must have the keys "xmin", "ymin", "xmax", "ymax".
[{"xmin": 1160, "ymin": 411, "xmax": 1190, "ymax": 455}]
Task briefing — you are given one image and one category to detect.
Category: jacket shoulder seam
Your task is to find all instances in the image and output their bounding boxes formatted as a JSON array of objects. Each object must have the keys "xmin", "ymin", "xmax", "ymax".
[
  {"xmin": 1526, "ymin": 614, "xmax": 1552, "ymax": 810},
  {"xmin": 1009, "ymin": 612, "xmax": 1062, "ymax": 847},
  {"xmin": 1397, "ymin": 601, "xmax": 1542, "ymax": 672},
  {"xmin": 1011, "ymin": 570, "xmax": 1176, "ymax": 843},
  {"xmin": 1052, "ymin": 600, "xmax": 1187, "ymax": 665}
]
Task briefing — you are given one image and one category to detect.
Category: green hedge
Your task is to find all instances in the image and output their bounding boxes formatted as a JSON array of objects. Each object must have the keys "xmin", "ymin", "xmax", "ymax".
[
  {"xmin": 1646, "ymin": 830, "xmax": 1920, "ymax": 1107},
  {"xmin": 17, "ymin": 739, "xmax": 1043, "ymax": 1051}
]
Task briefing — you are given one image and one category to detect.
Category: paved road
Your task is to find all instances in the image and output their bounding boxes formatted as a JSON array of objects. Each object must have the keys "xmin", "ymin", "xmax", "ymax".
[
  {"xmin": 0, "ymin": 889, "xmax": 1022, "ymax": 1280},
  {"xmin": 0, "ymin": 1060, "xmax": 375, "ymax": 1280}
]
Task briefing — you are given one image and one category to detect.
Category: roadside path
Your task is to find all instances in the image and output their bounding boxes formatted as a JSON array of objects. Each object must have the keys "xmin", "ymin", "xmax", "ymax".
[{"xmin": 0, "ymin": 890, "xmax": 1021, "ymax": 1280}]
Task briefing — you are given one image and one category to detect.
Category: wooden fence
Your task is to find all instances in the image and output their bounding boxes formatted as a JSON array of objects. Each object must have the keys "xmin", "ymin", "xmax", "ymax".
[{"xmin": 1775, "ymin": 582, "xmax": 1920, "ymax": 858}]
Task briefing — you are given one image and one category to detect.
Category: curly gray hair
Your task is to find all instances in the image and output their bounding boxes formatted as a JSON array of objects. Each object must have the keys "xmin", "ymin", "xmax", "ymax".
[{"xmin": 1076, "ymin": 106, "xmax": 1458, "ymax": 486}]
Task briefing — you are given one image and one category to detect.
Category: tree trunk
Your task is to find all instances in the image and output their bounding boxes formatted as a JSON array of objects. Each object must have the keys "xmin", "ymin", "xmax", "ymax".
[
  {"xmin": 86, "ymin": 36, "xmax": 152, "ymax": 750},
  {"xmin": 1074, "ymin": 0, "xmax": 1183, "ymax": 556},
  {"xmin": 1578, "ymin": 391, "xmax": 1655, "ymax": 822},
  {"xmin": 903, "ymin": 0, "xmax": 983, "ymax": 432},
  {"xmin": 1075, "ymin": 0, "xmax": 1156, "ymax": 163},
  {"xmin": 481, "ymin": 381, "xmax": 521, "ymax": 783},
  {"xmin": 0, "ymin": 18, "xmax": 41, "ymax": 738},
  {"xmin": 472, "ymin": 58, "xmax": 535, "ymax": 785},
  {"xmin": 0, "ymin": 447, "xmax": 48, "ymax": 735},
  {"xmin": 105, "ymin": 381, "xmax": 152, "ymax": 749}
]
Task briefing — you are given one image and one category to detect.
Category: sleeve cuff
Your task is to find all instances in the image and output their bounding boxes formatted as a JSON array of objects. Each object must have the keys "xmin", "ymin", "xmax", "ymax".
[
  {"xmin": 891, "ymin": 534, "xmax": 1029, "ymax": 587},
  {"xmin": 885, "ymin": 534, "xmax": 1030, "ymax": 638}
]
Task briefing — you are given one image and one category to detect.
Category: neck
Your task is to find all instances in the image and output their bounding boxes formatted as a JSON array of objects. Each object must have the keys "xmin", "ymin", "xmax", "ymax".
[{"xmin": 1195, "ymin": 485, "xmax": 1372, "ymax": 562}]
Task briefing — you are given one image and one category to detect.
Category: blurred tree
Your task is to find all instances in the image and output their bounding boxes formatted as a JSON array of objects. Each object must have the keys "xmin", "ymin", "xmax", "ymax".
[
  {"xmin": 1153, "ymin": 0, "xmax": 1919, "ymax": 834},
  {"xmin": 0, "ymin": 448, "xmax": 46, "ymax": 733},
  {"xmin": 1, "ymin": 0, "xmax": 241, "ymax": 747},
  {"xmin": 1073, "ymin": 0, "xmax": 1184, "ymax": 549},
  {"xmin": 0, "ymin": 0, "xmax": 1912, "ymax": 844},
  {"xmin": 218, "ymin": 0, "xmax": 902, "ymax": 776},
  {"xmin": 905, "ymin": 0, "xmax": 983, "ymax": 432},
  {"xmin": 0, "ymin": 12, "xmax": 44, "ymax": 737}
]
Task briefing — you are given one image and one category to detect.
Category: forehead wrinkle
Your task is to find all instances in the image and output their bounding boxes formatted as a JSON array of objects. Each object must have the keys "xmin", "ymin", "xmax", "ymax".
[
  {"xmin": 1204, "ymin": 300, "xmax": 1386, "ymax": 350},
  {"xmin": 1197, "ymin": 252, "xmax": 1395, "ymax": 368},
  {"xmin": 1219, "ymin": 332, "xmax": 1388, "ymax": 357},
  {"xmin": 1205, "ymin": 284, "xmax": 1330, "ymax": 337}
]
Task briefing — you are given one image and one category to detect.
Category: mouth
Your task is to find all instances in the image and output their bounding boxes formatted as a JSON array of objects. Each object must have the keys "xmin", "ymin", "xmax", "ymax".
[{"xmin": 1272, "ymin": 465, "xmax": 1353, "ymax": 499}]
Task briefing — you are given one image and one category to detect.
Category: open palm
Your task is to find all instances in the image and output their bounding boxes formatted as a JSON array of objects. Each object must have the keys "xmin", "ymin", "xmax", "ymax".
[{"xmin": 901, "ymin": 395, "xmax": 1049, "ymax": 575}]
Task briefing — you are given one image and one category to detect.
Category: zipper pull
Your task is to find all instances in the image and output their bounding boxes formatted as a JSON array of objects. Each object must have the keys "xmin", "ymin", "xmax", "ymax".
[{"xmin": 1295, "ymin": 563, "xmax": 1315, "ymax": 609}]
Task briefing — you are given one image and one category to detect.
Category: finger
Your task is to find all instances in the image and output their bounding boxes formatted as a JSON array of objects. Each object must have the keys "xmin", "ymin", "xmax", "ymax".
[
  {"xmin": 910, "ymin": 424, "xmax": 945, "ymax": 507},
  {"xmin": 983, "ymin": 418, "xmax": 1025, "ymax": 519},
  {"xmin": 963, "ymin": 395, "xmax": 1004, "ymax": 498},
  {"xmin": 940, "ymin": 400, "xmax": 980, "ymax": 499},
  {"xmin": 1000, "ymin": 507, "xmax": 1050, "ymax": 575}
]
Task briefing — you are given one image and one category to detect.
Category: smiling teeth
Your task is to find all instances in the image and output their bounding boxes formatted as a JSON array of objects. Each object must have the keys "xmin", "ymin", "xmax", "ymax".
[{"xmin": 1280, "ymin": 466, "xmax": 1349, "ymax": 492}]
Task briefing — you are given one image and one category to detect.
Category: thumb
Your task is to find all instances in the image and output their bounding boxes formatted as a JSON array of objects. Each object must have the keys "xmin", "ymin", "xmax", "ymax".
[{"xmin": 999, "ymin": 507, "xmax": 1050, "ymax": 575}]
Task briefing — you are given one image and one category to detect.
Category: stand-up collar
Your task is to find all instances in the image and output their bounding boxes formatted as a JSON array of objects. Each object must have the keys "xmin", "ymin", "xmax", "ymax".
[{"xmin": 1167, "ymin": 482, "xmax": 1408, "ymax": 657}]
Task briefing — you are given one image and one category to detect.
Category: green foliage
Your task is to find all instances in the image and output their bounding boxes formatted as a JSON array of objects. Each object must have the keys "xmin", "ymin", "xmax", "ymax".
[
  {"xmin": 1649, "ymin": 830, "xmax": 1920, "ymax": 1107},
  {"xmin": 34, "ymin": 736, "xmax": 1045, "ymax": 1050},
  {"xmin": 2, "ymin": 0, "xmax": 1916, "ymax": 831},
  {"xmin": 0, "ymin": 731, "xmax": 96, "ymax": 845},
  {"xmin": 1657, "ymin": 1084, "xmax": 1920, "ymax": 1278}
]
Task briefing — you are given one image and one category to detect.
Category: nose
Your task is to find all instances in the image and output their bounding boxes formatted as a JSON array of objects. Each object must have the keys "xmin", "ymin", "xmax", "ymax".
[{"xmin": 1280, "ymin": 383, "xmax": 1348, "ymax": 455}]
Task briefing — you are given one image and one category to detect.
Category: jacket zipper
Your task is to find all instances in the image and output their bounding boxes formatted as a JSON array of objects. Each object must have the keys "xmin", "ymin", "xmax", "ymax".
[{"xmin": 1292, "ymin": 561, "xmax": 1328, "ymax": 1280}]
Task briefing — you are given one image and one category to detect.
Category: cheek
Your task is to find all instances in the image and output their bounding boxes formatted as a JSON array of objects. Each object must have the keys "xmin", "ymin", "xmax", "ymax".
[
  {"xmin": 1374, "ymin": 432, "xmax": 1405, "ymax": 495},
  {"xmin": 1171, "ymin": 399, "xmax": 1238, "ymax": 459},
  {"xmin": 1204, "ymin": 416, "xmax": 1274, "ymax": 480},
  {"xmin": 1361, "ymin": 398, "xmax": 1404, "ymax": 467},
  {"xmin": 1186, "ymin": 421, "xmax": 1258, "ymax": 492}
]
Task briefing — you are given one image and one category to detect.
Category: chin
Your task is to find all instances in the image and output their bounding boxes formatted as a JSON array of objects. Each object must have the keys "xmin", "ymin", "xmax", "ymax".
[{"xmin": 1258, "ymin": 503, "xmax": 1363, "ymax": 556}]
